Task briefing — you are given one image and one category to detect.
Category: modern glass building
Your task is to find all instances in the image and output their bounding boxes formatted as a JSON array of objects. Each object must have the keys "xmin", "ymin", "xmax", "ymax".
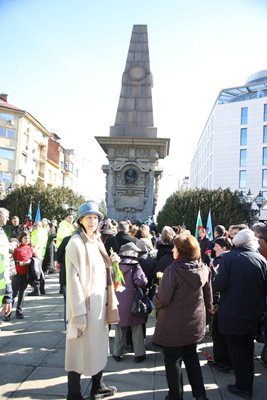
[{"xmin": 190, "ymin": 70, "xmax": 267, "ymax": 207}]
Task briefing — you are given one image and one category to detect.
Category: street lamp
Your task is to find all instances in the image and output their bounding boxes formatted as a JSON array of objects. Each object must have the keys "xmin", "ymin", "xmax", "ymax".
[{"xmin": 238, "ymin": 189, "xmax": 265, "ymax": 225}]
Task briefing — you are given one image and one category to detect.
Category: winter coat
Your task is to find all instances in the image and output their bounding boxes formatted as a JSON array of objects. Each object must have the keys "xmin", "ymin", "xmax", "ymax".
[
  {"xmin": 153, "ymin": 259, "xmax": 212, "ymax": 347},
  {"xmin": 56, "ymin": 235, "xmax": 71, "ymax": 291},
  {"xmin": 116, "ymin": 257, "xmax": 148, "ymax": 327},
  {"xmin": 42, "ymin": 233, "xmax": 56, "ymax": 272},
  {"xmin": 31, "ymin": 227, "xmax": 48, "ymax": 258},
  {"xmin": 3, "ymin": 224, "xmax": 23, "ymax": 240},
  {"xmin": 214, "ymin": 246, "xmax": 267, "ymax": 336},
  {"xmin": 56, "ymin": 219, "xmax": 75, "ymax": 249},
  {"xmin": 199, "ymin": 237, "xmax": 210, "ymax": 263},
  {"xmin": 105, "ymin": 231, "xmax": 138, "ymax": 255},
  {"xmin": 28, "ymin": 257, "xmax": 44, "ymax": 283},
  {"xmin": 154, "ymin": 253, "xmax": 173, "ymax": 275},
  {"xmin": 156, "ymin": 242, "xmax": 173, "ymax": 262},
  {"xmin": 65, "ymin": 230, "xmax": 119, "ymax": 376},
  {"xmin": 13, "ymin": 244, "xmax": 35, "ymax": 275},
  {"xmin": 139, "ymin": 253, "xmax": 156, "ymax": 288}
]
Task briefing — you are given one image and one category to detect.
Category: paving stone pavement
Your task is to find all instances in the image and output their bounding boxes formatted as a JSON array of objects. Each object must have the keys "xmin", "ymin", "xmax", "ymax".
[{"xmin": 1, "ymin": 273, "xmax": 267, "ymax": 400}]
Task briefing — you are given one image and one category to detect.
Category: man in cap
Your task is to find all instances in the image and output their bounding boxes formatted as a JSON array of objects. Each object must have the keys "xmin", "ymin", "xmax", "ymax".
[{"xmin": 56, "ymin": 209, "xmax": 75, "ymax": 249}]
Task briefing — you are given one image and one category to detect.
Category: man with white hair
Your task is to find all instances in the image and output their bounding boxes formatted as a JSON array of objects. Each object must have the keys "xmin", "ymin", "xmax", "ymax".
[
  {"xmin": 0, "ymin": 208, "xmax": 13, "ymax": 323},
  {"xmin": 214, "ymin": 228, "xmax": 267, "ymax": 400}
]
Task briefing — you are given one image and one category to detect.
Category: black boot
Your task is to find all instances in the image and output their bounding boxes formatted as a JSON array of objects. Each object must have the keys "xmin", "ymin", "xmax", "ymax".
[
  {"xmin": 40, "ymin": 280, "xmax": 46, "ymax": 294},
  {"xmin": 28, "ymin": 281, "xmax": 40, "ymax": 296},
  {"xmin": 67, "ymin": 371, "xmax": 84, "ymax": 400},
  {"xmin": 90, "ymin": 370, "xmax": 117, "ymax": 399},
  {"xmin": 27, "ymin": 289, "xmax": 40, "ymax": 296}
]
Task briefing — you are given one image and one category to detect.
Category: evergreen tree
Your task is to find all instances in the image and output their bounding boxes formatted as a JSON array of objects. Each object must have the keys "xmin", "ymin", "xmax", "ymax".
[{"xmin": 157, "ymin": 188, "xmax": 250, "ymax": 233}]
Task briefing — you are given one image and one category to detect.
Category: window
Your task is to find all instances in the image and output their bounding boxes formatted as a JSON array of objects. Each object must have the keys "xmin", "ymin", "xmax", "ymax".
[
  {"xmin": 264, "ymin": 104, "xmax": 267, "ymax": 122},
  {"xmin": 262, "ymin": 191, "xmax": 267, "ymax": 200},
  {"xmin": 264, "ymin": 126, "xmax": 267, "ymax": 143},
  {"xmin": 0, "ymin": 113, "xmax": 15, "ymax": 121},
  {"xmin": 0, "ymin": 171, "xmax": 13, "ymax": 184},
  {"xmin": 239, "ymin": 170, "xmax": 246, "ymax": 188},
  {"xmin": 22, "ymin": 154, "xmax": 27, "ymax": 165},
  {"xmin": 241, "ymin": 107, "xmax": 248, "ymax": 125},
  {"xmin": 0, "ymin": 147, "xmax": 15, "ymax": 160},
  {"xmin": 263, "ymin": 148, "xmax": 267, "ymax": 165},
  {"xmin": 263, "ymin": 170, "xmax": 267, "ymax": 187},
  {"xmin": 240, "ymin": 128, "xmax": 247, "ymax": 145},
  {"xmin": 0, "ymin": 127, "xmax": 16, "ymax": 138},
  {"xmin": 240, "ymin": 149, "xmax": 247, "ymax": 167}
]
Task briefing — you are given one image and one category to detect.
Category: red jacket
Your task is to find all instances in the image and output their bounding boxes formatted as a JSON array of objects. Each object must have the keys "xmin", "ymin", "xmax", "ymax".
[{"xmin": 13, "ymin": 244, "xmax": 35, "ymax": 275}]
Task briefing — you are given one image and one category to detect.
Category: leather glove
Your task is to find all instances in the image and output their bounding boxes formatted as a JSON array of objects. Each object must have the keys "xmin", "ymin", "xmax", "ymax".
[{"xmin": 72, "ymin": 314, "xmax": 87, "ymax": 333}]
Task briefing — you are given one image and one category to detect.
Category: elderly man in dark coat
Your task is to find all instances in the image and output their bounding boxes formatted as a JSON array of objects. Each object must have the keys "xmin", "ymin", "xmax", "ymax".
[
  {"xmin": 214, "ymin": 228, "xmax": 267, "ymax": 400},
  {"xmin": 105, "ymin": 221, "xmax": 138, "ymax": 255}
]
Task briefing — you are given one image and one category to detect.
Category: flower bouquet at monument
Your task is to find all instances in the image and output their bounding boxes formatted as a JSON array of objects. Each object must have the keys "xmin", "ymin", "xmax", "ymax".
[{"xmin": 110, "ymin": 248, "xmax": 125, "ymax": 292}]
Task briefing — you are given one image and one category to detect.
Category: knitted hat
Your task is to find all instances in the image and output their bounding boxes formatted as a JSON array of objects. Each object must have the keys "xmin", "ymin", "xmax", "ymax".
[
  {"xmin": 119, "ymin": 242, "xmax": 142, "ymax": 258},
  {"xmin": 232, "ymin": 228, "xmax": 257, "ymax": 248},
  {"xmin": 76, "ymin": 202, "xmax": 103, "ymax": 222}
]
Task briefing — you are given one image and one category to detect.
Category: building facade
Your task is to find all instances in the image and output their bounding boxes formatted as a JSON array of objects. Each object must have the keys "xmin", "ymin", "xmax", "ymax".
[
  {"xmin": 0, "ymin": 94, "xmax": 78, "ymax": 197},
  {"xmin": 190, "ymin": 70, "xmax": 267, "ymax": 206}
]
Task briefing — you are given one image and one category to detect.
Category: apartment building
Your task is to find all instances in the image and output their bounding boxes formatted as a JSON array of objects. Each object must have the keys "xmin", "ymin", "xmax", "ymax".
[{"xmin": 0, "ymin": 94, "xmax": 78, "ymax": 196}]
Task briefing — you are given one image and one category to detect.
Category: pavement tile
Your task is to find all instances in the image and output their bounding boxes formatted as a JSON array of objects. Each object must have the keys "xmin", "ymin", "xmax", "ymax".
[
  {"xmin": 1, "ymin": 273, "xmax": 267, "ymax": 400},
  {"xmin": 0, "ymin": 365, "xmax": 34, "ymax": 399},
  {"xmin": 4, "ymin": 330, "xmax": 63, "ymax": 348},
  {"xmin": 0, "ymin": 345, "xmax": 49, "ymax": 366}
]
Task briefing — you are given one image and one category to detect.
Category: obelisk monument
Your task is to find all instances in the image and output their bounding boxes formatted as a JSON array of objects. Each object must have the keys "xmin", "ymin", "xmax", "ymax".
[{"xmin": 95, "ymin": 25, "xmax": 170, "ymax": 222}]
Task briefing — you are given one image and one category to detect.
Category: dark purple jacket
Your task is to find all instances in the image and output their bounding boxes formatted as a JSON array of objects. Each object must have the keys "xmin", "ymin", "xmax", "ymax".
[{"xmin": 116, "ymin": 258, "xmax": 148, "ymax": 327}]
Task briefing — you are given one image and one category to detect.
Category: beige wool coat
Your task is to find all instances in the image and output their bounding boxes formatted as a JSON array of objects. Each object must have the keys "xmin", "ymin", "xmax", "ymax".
[{"xmin": 65, "ymin": 230, "xmax": 119, "ymax": 376}]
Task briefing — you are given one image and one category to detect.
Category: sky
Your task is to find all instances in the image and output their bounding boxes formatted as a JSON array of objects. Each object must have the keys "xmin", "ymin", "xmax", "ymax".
[{"xmin": 1, "ymin": 0, "xmax": 267, "ymax": 214}]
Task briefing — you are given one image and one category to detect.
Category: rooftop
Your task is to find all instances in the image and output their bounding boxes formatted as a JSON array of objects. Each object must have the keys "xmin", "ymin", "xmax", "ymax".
[{"xmin": 217, "ymin": 69, "xmax": 267, "ymax": 104}]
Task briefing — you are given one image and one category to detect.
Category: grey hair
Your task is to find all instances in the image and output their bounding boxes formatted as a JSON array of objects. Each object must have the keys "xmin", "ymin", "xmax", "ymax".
[
  {"xmin": 0, "ymin": 207, "xmax": 9, "ymax": 218},
  {"xmin": 252, "ymin": 222, "xmax": 267, "ymax": 238}
]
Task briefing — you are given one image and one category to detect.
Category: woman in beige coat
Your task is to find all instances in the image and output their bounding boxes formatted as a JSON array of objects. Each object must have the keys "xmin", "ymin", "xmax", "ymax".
[{"xmin": 65, "ymin": 202, "xmax": 119, "ymax": 400}]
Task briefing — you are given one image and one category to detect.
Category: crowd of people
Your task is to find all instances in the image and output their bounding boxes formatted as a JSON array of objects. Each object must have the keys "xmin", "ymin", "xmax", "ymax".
[{"xmin": 1, "ymin": 204, "xmax": 267, "ymax": 400}]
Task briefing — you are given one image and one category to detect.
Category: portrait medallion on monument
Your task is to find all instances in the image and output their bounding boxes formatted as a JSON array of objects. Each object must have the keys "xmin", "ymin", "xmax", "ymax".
[{"xmin": 124, "ymin": 168, "xmax": 138, "ymax": 184}]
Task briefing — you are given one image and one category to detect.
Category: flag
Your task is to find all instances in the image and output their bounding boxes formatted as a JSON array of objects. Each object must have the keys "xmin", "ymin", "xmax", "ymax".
[
  {"xmin": 27, "ymin": 202, "xmax": 32, "ymax": 221},
  {"xmin": 34, "ymin": 202, "xmax": 42, "ymax": 223},
  {"xmin": 24, "ymin": 202, "xmax": 33, "ymax": 229},
  {"xmin": 194, "ymin": 210, "xmax": 203, "ymax": 239},
  {"xmin": 206, "ymin": 210, "xmax": 214, "ymax": 240}
]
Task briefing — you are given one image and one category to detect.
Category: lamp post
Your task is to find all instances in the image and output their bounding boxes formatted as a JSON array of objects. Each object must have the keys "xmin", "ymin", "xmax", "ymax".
[{"xmin": 238, "ymin": 189, "xmax": 264, "ymax": 226}]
